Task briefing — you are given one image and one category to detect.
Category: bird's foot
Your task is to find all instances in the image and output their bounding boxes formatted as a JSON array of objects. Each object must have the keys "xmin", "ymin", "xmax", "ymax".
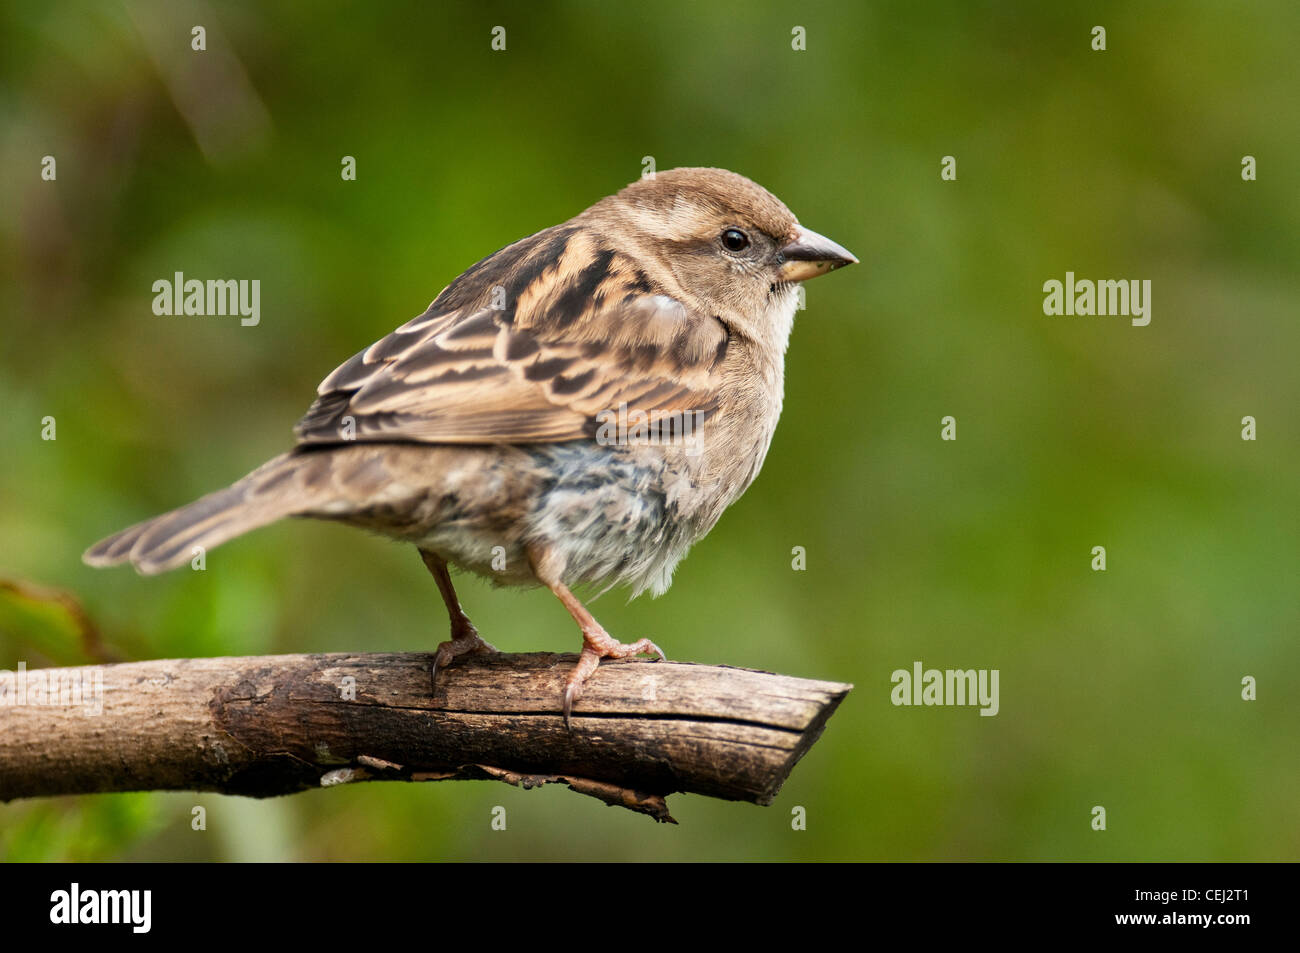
[
  {"xmin": 562, "ymin": 628, "xmax": 665, "ymax": 728},
  {"xmin": 430, "ymin": 620, "xmax": 498, "ymax": 693}
]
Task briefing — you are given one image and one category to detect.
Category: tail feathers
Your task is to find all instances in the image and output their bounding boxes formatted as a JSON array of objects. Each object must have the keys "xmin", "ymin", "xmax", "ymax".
[{"xmin": 84, "ymin": 452, "xmax": 326, "ymax": 575}]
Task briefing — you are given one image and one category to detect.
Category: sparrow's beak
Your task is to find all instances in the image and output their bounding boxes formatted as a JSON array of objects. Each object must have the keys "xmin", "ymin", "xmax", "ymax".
[{"xmin": 778, "ymin": 225, "xmax": 858, "ymax": 282}]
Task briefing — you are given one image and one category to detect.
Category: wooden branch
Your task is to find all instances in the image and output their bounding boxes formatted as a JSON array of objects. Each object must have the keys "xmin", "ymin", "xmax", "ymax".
[{"xmin": 0, "ymin": 652, "xmax": 852, "ymax": 822}]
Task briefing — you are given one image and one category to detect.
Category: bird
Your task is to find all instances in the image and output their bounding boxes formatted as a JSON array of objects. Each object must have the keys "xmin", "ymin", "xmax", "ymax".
[{"xmin": 84, "ymin": 167, "xmax": 856, "ymax": 725}]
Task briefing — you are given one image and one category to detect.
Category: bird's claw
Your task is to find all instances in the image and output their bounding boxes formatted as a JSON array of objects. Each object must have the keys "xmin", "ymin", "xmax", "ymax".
[
  {"xmin": 561, "ymin": 634, "xmax": 666, "ymax": 729},
  {"xmin": 429, "ymin": 624, "xmax": 498, "ymax": 694}
]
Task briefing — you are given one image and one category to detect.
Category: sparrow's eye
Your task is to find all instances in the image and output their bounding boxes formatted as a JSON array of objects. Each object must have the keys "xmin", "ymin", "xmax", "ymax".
[{"xmin": 720, "ymin": 228, "xmax": 750, "ymax": 252}]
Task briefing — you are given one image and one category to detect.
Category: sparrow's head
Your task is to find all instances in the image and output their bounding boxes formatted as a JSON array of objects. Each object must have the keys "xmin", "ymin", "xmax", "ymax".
[{"xmin": 591, "ymin": 167, "xmax": 857, "ymax": 345}]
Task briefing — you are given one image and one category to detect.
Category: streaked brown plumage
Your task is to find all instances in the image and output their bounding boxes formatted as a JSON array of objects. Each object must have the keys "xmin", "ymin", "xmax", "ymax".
[{"xmin": 84, "ymin": 167, "xmax": 856, "ymax": 724}]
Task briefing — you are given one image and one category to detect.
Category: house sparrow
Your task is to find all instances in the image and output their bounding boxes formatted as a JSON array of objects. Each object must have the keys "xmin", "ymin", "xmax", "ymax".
[{"xmin": 84, "ymin": 167, "xmax": 856, "ymax": 725}]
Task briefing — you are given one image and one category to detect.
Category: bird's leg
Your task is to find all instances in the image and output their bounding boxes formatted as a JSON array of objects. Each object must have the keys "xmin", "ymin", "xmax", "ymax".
[
  {"xmin": 545, "ymin": 578, "xmax": 665, "ymax": 728},
  {"xmin": 420, "ymin": 549, "xmax": 496, "ymax": 692}
]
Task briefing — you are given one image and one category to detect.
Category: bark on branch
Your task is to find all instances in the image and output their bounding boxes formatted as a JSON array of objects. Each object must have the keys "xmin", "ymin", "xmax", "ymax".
[{"xmin": 0, "ymin": 653, "xmax": 851, "ymax": 822}]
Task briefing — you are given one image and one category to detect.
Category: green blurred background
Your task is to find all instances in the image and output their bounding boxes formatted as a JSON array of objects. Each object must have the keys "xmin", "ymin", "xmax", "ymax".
[{"xmin": 2, "ymin": 0, "xmax": 1297, "ymax": 861}]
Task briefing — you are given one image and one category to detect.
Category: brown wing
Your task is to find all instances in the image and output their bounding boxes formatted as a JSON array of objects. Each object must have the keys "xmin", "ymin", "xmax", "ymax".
[{"xmin": 294, "ymin": 225, "xmax": 730, "ymax": 446}]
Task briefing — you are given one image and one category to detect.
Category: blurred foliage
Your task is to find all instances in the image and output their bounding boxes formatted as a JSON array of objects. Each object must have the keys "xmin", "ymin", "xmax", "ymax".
[{"xmin": 1, "ymin": 0, "xmax": 1297, "ymax": 860}]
